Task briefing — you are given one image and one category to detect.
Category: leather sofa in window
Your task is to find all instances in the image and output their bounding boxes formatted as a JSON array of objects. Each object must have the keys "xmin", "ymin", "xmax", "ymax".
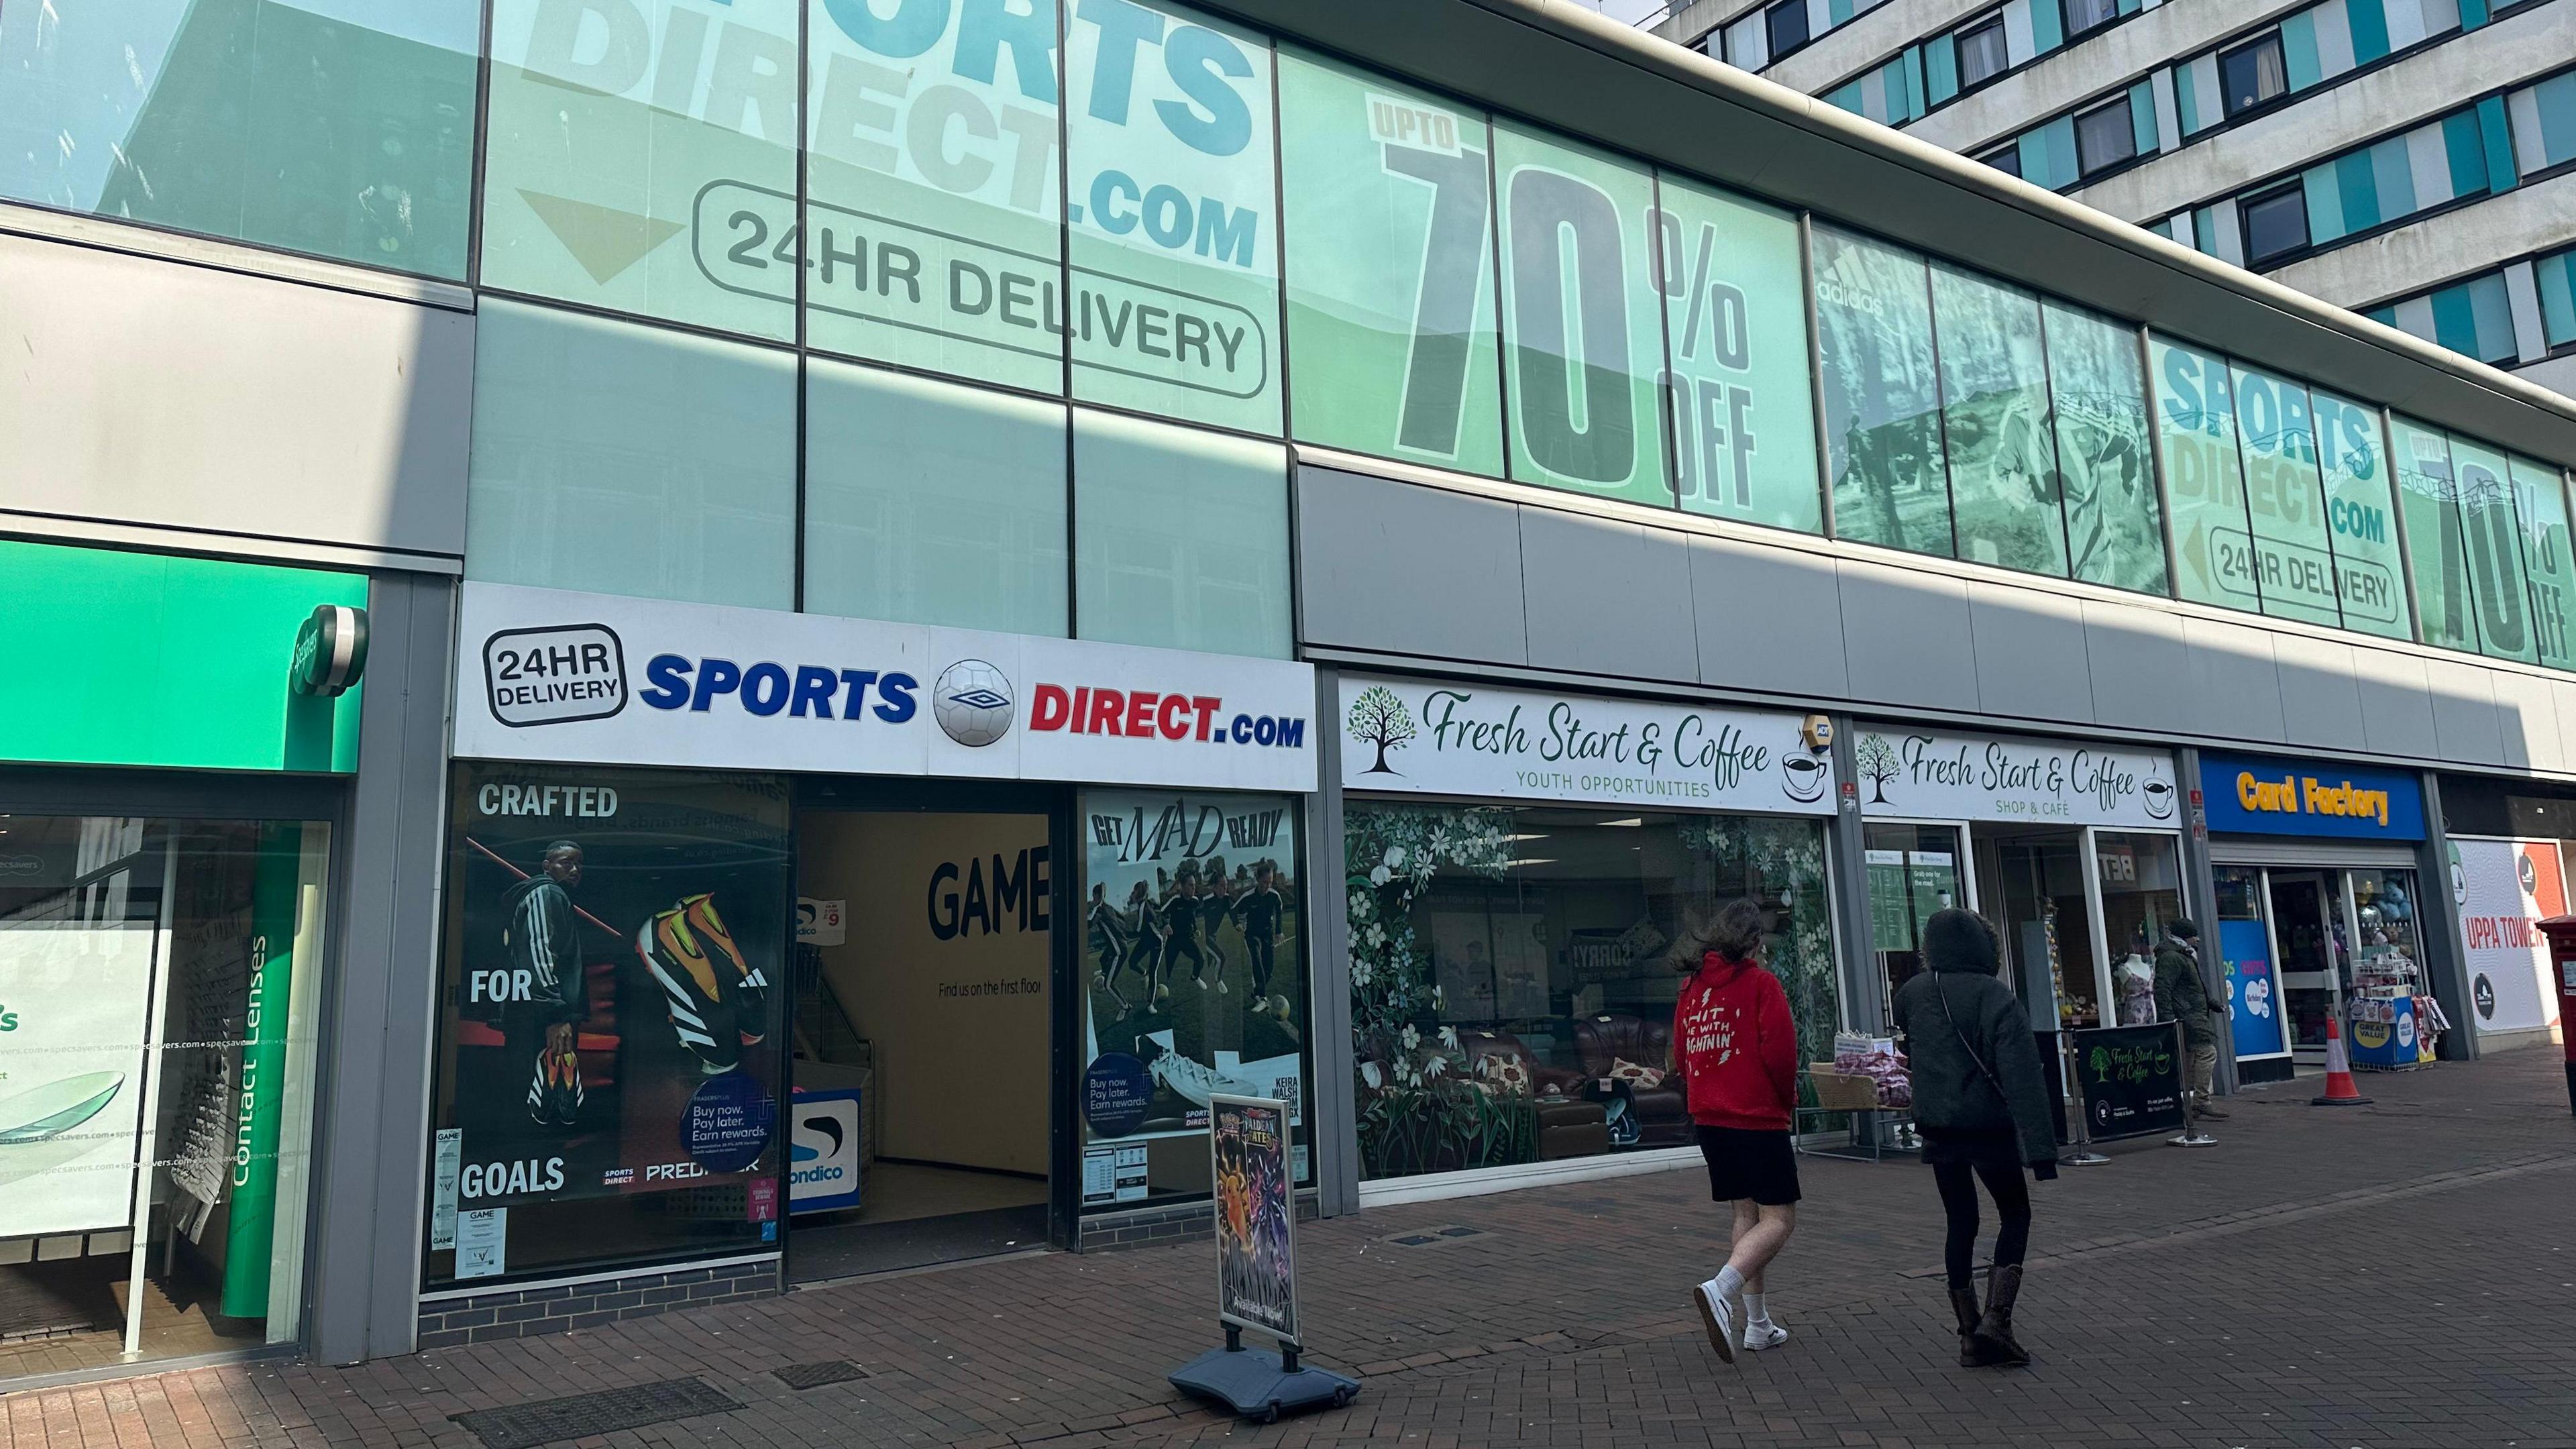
[
  {"xmin": 1455, "ymin": 1028, "xmax": 1607, "ymax": 1161},
  {"xmin": 1573, "ymin": 1014, "xmax": 1693, "ymax": 1148}
]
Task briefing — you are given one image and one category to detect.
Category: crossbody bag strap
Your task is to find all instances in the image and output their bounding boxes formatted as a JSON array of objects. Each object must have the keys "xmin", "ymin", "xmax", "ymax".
[{"xmin": 1935, "ymin": 975, "xmax": 2010, "ymax": 1105}]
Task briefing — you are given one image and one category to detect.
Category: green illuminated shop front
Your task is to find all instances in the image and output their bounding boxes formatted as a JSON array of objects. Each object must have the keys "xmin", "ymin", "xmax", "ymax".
[{"xmin": 0, "ymin": 539, "xmax": 368, "ymax": 1386}]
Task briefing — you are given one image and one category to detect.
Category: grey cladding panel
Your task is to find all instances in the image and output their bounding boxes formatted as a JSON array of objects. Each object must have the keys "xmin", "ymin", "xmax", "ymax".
[
  {"xmin": 1836, "ymin": 561, "xmax": 1976, "ymax": 712},
  {"xmin": 1965, "ymin": 584, "xmax": 2092, "ymax": 725},
  {"xmin": 1295, "ymin": 466, "xmax": 1527, "ymax": 665},
  {"xmin": 1687, "ymin": 535, "xmax": 1847, "ymax": 699},
  {"xmin": 2182, "ymin": 618, "xmax": 2285, "ymax": 744},
  {"xmin": 2489, "ymin": 670, "xmax": 2562, "ymax": 772},
  {"xmin": 2423, "ymin": 657, "xmax": 2506, "ymax": 764},
  {"xmin": 2555, "ymin": 681, "xmax": 2576, "ymax": 771},
  {"xmin": 2082, "ymin": 600, "xmax": 2192, "ymax": 734},
  {"xmin": 2270, "ymin": 635, "xmax": 2367, "ymax": 753},
  {"xmin": 0, "ymin": 231, "xmax": 470, "ymax": 558},
  {"xmin": 2354, "ymin": 651, "xmax": 2439, "ymax": 759},
  {"xmin": 1519, "ymin": 508, "xmax": 1696, "ymax": 684}
]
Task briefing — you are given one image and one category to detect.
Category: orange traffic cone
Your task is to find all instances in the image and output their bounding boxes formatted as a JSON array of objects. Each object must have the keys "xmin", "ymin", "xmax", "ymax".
[{"xmin": 2312, "ymin": 1012, "xmax": 2373, "ymax": 1106}]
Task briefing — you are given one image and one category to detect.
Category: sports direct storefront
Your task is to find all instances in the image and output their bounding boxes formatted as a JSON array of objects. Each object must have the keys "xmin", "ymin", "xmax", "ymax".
[{"xmin": 424, "ymin": 582, "xmax": 1318, "ymax": 1309}]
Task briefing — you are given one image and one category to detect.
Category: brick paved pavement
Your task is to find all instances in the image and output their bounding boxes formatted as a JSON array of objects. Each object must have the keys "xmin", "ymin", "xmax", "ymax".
[{"xmin": 9, "ymin": 1047, "xmax": 2576, "ymax": 1449}]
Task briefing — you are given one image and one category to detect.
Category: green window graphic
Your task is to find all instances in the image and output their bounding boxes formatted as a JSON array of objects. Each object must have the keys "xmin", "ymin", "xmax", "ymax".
[
  {"xmin": 2512, "ymin": 455, "xmax": 2576, "ymax": 670},
  {"xmin": 802, "ymin": 0, "xmax": 1068, "ymax": 394},
  {"xmin": 804, "ymin": 359, "xmax": 1071, "ymax": 637},
  {"xmin": 2229, "ymin": 362, "xmax": 2341, "ymax": 627},
  {"xmin": 1494, "ymin": 123, "xmax": 1672, "ymax": 506},
  {"xmin": 1278, "ymin": 49, "xmax": 1504, "ymax": 476},
  {"xmin": 1073, "ymin": 410, "xmax": 1292, "ymax": 659},
  {"xmin": 2149, "ymin": 337, "xmax": 2259, "ymax": 611},
  {"xmin": 481, "ymin": 0, "xmax": 801, "ymax": 339},
  {"xmin": 1065, "ymin": 0, "xmax": 1282, "ymax": 435},
  {"xmin": 2310, "ymin": 388, "xmax": 2411, "ymax": 641},
  {"xmin": 1929, "ymin": 262, "xmax": 2066, "ymax": 576},
  {"xmin": 0, "ymin": 0, "xmax": 477, "ymax": 278},
  {"xmin": 1657, "ymin": 172, "xmax": 1821, "ymax": 533},
  {"xmin": 2043, "ymin": 303, "xmax": 2166, "ymax": 594},
  {"xmin": 2390, "ymin": 415, "xmax": 2481, "ymax": 653},
  {"xmin": 1813, "ymin": 225, "xmax": 1950, "ymax": 556},
  {"xmin": 2453, "ymin": 435, "xmax": 2538, "ymax": 663}
]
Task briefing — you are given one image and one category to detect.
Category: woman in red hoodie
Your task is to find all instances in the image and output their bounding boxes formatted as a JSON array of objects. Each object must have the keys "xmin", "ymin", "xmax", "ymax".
[{"xmin": 1669, "ymin": 898, "xmax": 1801, "ymax": 1365}]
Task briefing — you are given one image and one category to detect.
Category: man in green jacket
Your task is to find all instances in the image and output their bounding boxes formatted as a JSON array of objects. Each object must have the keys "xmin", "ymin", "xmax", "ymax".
[{"xmin": 2154, "ymin": 920, "xmax": 2226, "ymax": 1120}]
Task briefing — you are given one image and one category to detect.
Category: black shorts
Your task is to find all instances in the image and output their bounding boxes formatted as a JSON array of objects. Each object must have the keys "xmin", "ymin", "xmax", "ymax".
[{"xmin": 1698, "ymin": 1125, "xmax": 1801, "ymax": 1205}]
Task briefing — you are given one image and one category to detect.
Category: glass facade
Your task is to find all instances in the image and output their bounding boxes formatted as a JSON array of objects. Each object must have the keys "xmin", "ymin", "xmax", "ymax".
[
  {"xmin": 1, "ymin": 0, "xmax": 2565, "ymax": 677},
  {"xmin": 0, "ymin": 816, "xmax": 334, "ymax": 1377},
  {"xmin": 0, "ymin": 0, "xmax": 478, "ymax": 276},
  {"xmin": 1346, "ymin": 804, "xmax": 1833, "ymax": 1183}
]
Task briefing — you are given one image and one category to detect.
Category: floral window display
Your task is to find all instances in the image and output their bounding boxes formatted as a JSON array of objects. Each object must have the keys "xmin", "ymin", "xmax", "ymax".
[{"xmin": 1346, "ymin": 803, "xmax": 1837, "ymax": 1183}]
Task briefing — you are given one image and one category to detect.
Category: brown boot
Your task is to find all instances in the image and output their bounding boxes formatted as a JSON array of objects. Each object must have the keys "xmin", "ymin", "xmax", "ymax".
[
  {"xmin": 1970, "ymin": 1265, "xmax": 2031, "ymax": 1367},
  {"xmin": 1948, "ymin": 1285, "xmax": 2000, "ymax": 1367}
]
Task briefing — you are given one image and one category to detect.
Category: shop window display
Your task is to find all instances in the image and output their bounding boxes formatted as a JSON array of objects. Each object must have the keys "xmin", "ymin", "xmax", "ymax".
[
  {"xmin": 424, "ymin": 765, "xmax": 792, "ymax": 1288},
  {"xmin": 1, "ymin": 817, "xmax": 331, "ymax": 1378},
  {"xmin": 1345, "ymin": 804, "xmax": 1833, "ymax": 1183},
  {"xmin": 2096, "ymin": 833, "xmax": 2184, "ymax": 1025},
  {"xmin": 1077, "ymin": 790, "xmax": 1310, "ymax": 1210}
]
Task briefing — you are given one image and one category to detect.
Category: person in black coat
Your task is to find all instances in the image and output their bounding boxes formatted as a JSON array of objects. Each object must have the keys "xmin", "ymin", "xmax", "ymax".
[{"xmin": 1891, "ymin": 908, "xmax": 2058, "ymax": 1368}]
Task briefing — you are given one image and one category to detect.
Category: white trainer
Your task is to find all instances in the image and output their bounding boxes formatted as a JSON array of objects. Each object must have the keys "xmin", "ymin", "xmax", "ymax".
[
  {"xmin": 1691, "ymin": 1280, "xmax": 1738, "ymax": 1364},
  {"xmin": 1741, "ymin": 1321, "xmax": 1789, "ymax": 1352}
]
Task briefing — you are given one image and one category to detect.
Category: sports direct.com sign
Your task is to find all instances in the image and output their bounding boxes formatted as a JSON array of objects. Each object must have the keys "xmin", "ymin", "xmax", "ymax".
[{"xmin": 454, "ymin": 583, "xmax": 1316, "ymax": 793}]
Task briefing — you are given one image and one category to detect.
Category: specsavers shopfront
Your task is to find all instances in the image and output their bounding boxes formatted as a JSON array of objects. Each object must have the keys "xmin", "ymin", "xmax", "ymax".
[
  {"xmin": 421, "ymin": 583, "xmax": 1317, "ymax": 1318},
  {"xmin": 0, "ymin": 539, "xmax": 408, "ymax": 1388},
  {"xmin": 2198, "ymin": 755, "xmax": 2447, "ymax": 1081}
]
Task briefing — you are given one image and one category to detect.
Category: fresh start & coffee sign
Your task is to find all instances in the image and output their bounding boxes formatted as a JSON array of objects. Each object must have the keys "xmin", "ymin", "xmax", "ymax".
[
  {"xmin": 1337, "ymin": 676, "xmax": 1832, "ymax": 814},
  {"xmin": 1854, "ymin": 727, "xmax": 2179, "ymax": 830}
]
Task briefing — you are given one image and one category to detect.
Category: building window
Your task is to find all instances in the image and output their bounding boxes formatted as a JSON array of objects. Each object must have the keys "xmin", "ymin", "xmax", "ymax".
[
  {"xmin": 1766, "ymin": 0, "xmax": 1811, "ymax": 58},
  {"xmin": 0, "ymin": 0, "xmax": 478, "ymax": 278},
  {"xmin": 0, "ymin": 818, "xmax": 337, "ymax": 1372},
  {"xmin": 1956, "ymin": 15, "xmax": 2010, "ymax": 89},
  {"xmin": 2241, "ymin": 184, "xmax": 2310, "ymax": 266},
  {"xmin": 425, "ymin": 765, "xmax": 791, "ymax": 1289},
  {"xmin": 1346, "ymin": 802, "xmax": 1835, "ymax": 1185},
  {"xmin": 2061, "ymin": 0, "xmax": 2120, "ymax": 38},
  {"xmin": 1978, "ymin": 143, "xmax": 2025, "ymax": 179},
  {"xmin": 2074, "ymin": 98, "xmax": 2138, "ymax": 177},
  {"xmin": 2220, "ymin": 34, "xmax": 2290, "ymax": 118}
]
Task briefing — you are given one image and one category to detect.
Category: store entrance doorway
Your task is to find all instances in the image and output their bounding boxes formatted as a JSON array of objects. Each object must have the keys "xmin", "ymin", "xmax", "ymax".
[
  {"xmin": 2269, "ymin": 871, "xmax": 2340, "ymax": 1057},
  {"xmin": 787, "ymin": 805, "xmax": 1053, "ymax": 1282},
  {"xmin": 1975, "ymin": 826, "xmax": 2097, "ymax": 1032}
]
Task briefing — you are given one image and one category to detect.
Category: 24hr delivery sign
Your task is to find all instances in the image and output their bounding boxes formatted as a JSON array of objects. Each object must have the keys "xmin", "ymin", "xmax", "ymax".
[{"xmin": 454, "ymin": 582, "xmax": 1316, "ymax": 792}]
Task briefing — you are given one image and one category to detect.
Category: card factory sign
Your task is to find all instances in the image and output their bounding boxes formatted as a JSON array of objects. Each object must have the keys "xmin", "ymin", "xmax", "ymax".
[
  {"xmin": 1338, "ymin": 676, "xmax": 1834, "ymax": 814},
  {"xmin": 455, "ymin": 583, "xmax": 1317, "ymax": 793},
  {"xmin": 1853, "ymin": 727, "xmax": 2180, "ymax": 830}
]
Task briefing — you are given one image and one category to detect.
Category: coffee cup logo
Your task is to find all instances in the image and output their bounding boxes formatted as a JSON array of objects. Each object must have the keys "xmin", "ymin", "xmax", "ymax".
[
  {"xmin": 1781, "ymin": 753, "xmax": 1828, "ymax": 804},
  {"xmin": 2142, "ymin": 777, "xmax": 2176, "ymax": 821}
]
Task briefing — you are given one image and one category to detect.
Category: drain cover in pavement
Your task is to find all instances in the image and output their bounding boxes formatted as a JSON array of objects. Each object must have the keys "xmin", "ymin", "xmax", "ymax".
[
  {"xmin": 450, "ymin": 1377, "xmax": 741, "ymax": 1449},
  {"xmin": 774, "ymin": 1359, "xmax": 871, "ymax": 1390},
  {"xmin": 1384, "ymin": 1224, "xmax": 1486, "ymax": 1248}
]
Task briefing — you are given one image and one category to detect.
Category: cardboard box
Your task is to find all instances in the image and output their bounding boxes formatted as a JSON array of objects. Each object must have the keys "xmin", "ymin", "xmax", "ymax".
[{"xmin": 1807, "ymin": 1065, "xmax": 1884, "ymax": 1111}]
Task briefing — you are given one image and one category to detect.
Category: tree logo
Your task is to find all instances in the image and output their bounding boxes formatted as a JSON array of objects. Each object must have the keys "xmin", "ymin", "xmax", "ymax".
[
  {"xmin": 1854, "ymin": 733, "xmax": 1900, "ymax": 804},
  {"xmin": 1347, "ymin": 686, "xmax": 1417, "ymax": 775}
]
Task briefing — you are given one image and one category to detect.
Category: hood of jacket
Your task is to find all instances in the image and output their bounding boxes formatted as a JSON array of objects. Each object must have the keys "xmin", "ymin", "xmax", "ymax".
[
  {"xmin": 1695, "ymin": 951, "xmax": 1758, "ymax": 986},
  {"xmin": 1921, "ymin": 908, "xmax": 1999, "ymax": 975}
]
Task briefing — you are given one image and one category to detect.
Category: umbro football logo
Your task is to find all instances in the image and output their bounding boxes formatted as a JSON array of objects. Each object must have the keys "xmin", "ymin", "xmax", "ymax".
[{"xmin": 934, "ymin": 659, "xmax": 1015, "ymax": 747}]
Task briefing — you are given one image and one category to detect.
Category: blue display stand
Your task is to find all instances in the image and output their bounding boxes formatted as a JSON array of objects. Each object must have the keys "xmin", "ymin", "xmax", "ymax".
[
  {"xmin": 2347, "ymin": 998, "xmax": 2420, "ymax": 1069},
  {"xmin": 1170, "ymin": 1328, "xmax": 1358, "ymax": 1423}
]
